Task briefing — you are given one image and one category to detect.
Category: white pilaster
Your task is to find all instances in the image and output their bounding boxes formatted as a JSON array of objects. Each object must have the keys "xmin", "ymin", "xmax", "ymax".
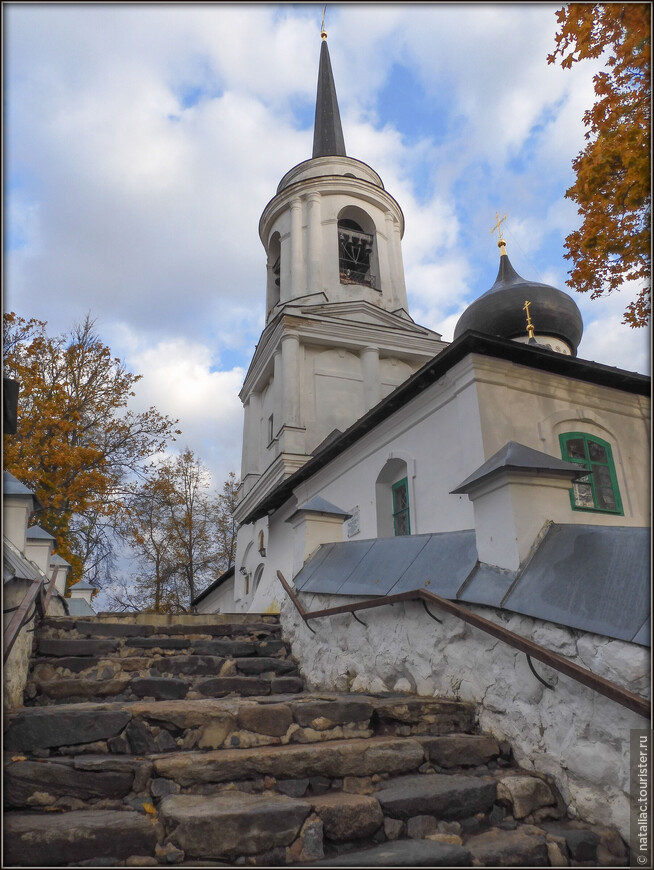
[
  {"xmin": 282, "ymin": 333, "xmax": 301, "ymax": 428},
  {"xmin": 361, "ymin": 346, "xmax": 381, "ymax": 411},
  {"xmin": 307, "ymin": 192, "xmax": 323, "ymax": 293},
  {"xmin": 290, "ymin": 197, "xmax": 303, "ymax": 299}
]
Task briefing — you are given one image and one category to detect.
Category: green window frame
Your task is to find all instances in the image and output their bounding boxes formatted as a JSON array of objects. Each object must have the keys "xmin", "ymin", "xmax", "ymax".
[
  {"xmin": 559, "ymin": 432, "xmax": 623, "ymax": 515},
  {"xmin": 392, "ymin": 477, "xmax": 410, "ymax": 536}
]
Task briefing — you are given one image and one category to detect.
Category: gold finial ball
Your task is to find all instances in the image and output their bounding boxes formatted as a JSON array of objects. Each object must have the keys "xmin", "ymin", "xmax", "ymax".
[
  {"xmin": 497, "ymin": 237, "xmax": 507, "ymax": 249},
  {"xmin": 321, "ymin": 30, "xmax": 328, "ymax": 40}
]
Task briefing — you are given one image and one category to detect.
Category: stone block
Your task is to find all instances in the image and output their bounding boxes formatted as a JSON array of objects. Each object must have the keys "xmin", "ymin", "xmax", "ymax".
[
  {"xmin": 4, "ymin": 759, "xmax": 134, "ymax": 807},
  {"xmin": 237, "ymin": 703, "xmax": 293, "ymax": 736},
  {"xmin": 421, "ymin": 734, "xmax": 500, "ymax": 768},
  {"xmin": 33, "ymin": 675, "xmax": 131, "ymax": 699},
  {"xmin": 294, "ymin": 698, "xmax": 374, "ymax": 727},
  {"xmin": 160, "ymin": 792, "xmax": 310, "ymax": 858},
  {"xmin": 465, "ymin": 825, "xmax": 549, "ymax": 866},
  {"xmin": 35, "ymin": 656, "xmax": 101, "ymax": 674},
  {"xmin": 127, "ymin": 637, "xmax": 190, "ymax": 650},
  {"xmin": 384, "ymin": 817, "xmax": 404, "ymax": 840},
  {"xmin": 542, "ymin": 823, "xmax": 600, "ymax": 861},
  {"xmin": 192, "ymin": 640, "xmax": 256, "ymax": 657},
  {"xmin": 4, "ymin": 707, "xmax": 131, "ymax": 751},
  {"xmin": 37, "ymin": 639, "xmax": 119, "ymax": 657},
  {"xmin": 376, "ymin": 773, "xmax": 496, "ymax": 821},
  {"xmin": 3, "ymin": 809, "xmax": 157, "ymax": 866},
  {"xmin": 309, "ymin": 792, "xmax": 383, "ymax": 842},
  {"xmin": 125, "ymin": 719, "xmax": 159, "ymax": 754},
  {"xmin": 235, "ymin": 657, "xmax": 297, "ymax": 676},
  {"xmin": 310, "ymin": 839, "xmax": 472, "ymax": 866},
  {"xmin": 153, "ymin": 737, "xmax": 424, "ymax": 787},
  {"xmin": 271, "ymin": 676, "xmax": 304, "ymax": 693},
  {"xmin": 197, "ymin": 676, "xmax": 270, "ymax": 697},
  {"xmin": 151, "ymin": 655, "xmax": 225, "ymax": 676},
  {"xmin": 255, "ymin": 639, "xmax": 288, "ymax": 657},
  {"xmin": 497, "ymin": 775, "xmax": 556, "ymax": 819},
  {"xmin": 278, "ymin": 778, "xmax": 310, "ymax": 797},
  {"xmin": 151, "ymin": 777, "xmax": 180, "ymax": 797},
  {"xmin": 407, "ymin": 815, "xmax": 439, "ymax": 839},
  {"xmin": 131, "ymin": 677, "xmax": 188, "ymax": 701},
  {"xmin": 75, "ymin": 622, "xmax": 154, "ymax": 637}
]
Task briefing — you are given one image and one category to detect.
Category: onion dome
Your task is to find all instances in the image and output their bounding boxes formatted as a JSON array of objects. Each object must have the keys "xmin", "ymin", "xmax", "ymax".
[{"xmin": 454, "ymin": 242, "xmax": 583, "ymax": 356}]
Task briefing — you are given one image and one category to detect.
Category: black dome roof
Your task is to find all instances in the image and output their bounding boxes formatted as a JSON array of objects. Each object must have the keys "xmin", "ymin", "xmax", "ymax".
[{"xmin": 454, "ymin": 251, "xmax": 583, "ymax": 355}]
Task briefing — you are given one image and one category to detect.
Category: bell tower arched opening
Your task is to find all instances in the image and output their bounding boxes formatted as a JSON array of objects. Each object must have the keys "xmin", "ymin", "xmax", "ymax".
[
  {"xmin": 338, "ymin": 206, "xmax": 379, "ymax": 291},
  {"xmin": 266, "ymin": 232, "xmax": 281, "ymax": 317}
]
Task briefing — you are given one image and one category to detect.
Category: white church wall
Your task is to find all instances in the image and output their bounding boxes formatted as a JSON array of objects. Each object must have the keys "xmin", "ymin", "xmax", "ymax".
[
  {"xmin": 474, "ymin": 356, "xmax": 650, "ymax": 526},
  {"xmin": 291, "ymin": 355, "xmax": 485, "ymax": 543},
  {"xmin": 281, "ymin": 591, "xmax": 649, "ymax": 840}
]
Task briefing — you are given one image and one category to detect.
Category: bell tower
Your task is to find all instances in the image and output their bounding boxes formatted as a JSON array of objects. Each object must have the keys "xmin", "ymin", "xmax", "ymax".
[{"xmin": 235, "ymin": 30, "xmax": 447, "ymax": 525}]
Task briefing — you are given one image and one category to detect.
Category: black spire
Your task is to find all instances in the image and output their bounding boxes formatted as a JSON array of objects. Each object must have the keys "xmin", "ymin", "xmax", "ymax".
[{"xmin": 312, "ymin": 37, "xmax": 346, "ymax": 158}]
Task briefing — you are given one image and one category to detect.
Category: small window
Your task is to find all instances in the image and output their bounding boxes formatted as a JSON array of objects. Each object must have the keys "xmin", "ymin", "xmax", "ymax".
[
  {"xmin": 338, "ymin": 219, "xmax": 376, "ymax": 289},
  {"xmin": 559, "ymin": 432, "xmax": 623, "ymax": 514},
  {"xmin": 392, "ymin": 477, "xmax": 411, "ymax": 536},
  {"xmin": 268, "ymin": 414, "xmax": 274, "ymax": 444}
]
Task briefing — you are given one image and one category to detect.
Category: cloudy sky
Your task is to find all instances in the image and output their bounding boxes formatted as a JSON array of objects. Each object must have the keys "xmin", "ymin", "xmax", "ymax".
[{"xmin": 5, "ymin": 2, "xmax": 650, "ymax": 490}]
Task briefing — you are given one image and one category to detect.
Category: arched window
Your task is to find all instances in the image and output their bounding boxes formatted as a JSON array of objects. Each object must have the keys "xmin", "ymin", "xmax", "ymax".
[
  {"xmin": 376, "ymin": 457, "xmax": 413, "ymax": 537},
  {"xmin": 253, "ymin": 564, "xmax": 265, "ymax": 596},
  {"xmin": 559, "ymin": 432, "xmax": 623, "ymax": 514},
  {"xmin": 266, "ymin": 232, "xmax": 281, "ymax": 314},
  {"xmin": 337, "ymin": 207, "xmax": 378, "ymax": 290}
]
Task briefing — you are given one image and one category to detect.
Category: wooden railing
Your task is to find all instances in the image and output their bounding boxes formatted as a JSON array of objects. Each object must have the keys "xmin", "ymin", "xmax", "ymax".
[
  {"xmin": 277, "ymin": 571, "xmax": 650, "ymax": 720},
  {"xmin": 3, "ymin": 574, "xmax": 50, "ymax": 664}
]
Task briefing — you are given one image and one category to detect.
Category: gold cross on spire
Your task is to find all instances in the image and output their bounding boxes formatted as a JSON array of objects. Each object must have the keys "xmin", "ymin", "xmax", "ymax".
[
  {"xmin": 523, "ymin": 300, "xmax": 535, "ymax": 340},
  {"xmin": 491, "ymin": 212, "xmax": 507, "ymax": 253},
  {"xmin": 321, "ymin": 5, "xmax": 327, "ymax": 39}
]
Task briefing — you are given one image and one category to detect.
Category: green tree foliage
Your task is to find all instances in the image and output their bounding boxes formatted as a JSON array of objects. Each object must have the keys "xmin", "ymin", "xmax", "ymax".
[
  {"xmin": 2, "ymin": 312, "xmax": 180, "ymax": 588},
  {"xmin": 548, "ymin": 3, "xmax": 650, "ymax": 326}
]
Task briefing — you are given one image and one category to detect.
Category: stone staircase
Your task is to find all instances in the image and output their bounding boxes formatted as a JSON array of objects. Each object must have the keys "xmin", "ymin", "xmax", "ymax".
[{"xmin": 4, "ymin": 613, "xmax": 628, "ymax": 867}]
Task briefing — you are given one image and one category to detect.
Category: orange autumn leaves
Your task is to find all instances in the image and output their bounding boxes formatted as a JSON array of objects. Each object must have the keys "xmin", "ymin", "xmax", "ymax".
[
  {"xmin": 549, "ymin": 4, "xmax": 650, "ymax": 327},
  {"xmin": 3, "ymin": 313, "xmax": 180, "ymax": 588}
]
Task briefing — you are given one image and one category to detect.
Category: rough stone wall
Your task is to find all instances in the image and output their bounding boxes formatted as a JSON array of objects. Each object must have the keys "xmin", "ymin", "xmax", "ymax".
[{"xmin": 281, "ymin": 594, "xmax": 649, "ymax": 840}]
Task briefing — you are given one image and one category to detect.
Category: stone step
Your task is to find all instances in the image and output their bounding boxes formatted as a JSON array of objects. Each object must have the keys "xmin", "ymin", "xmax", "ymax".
[
  {"xmin": 152, "ymin": 736, "xmax": 428, "ymax": 786},
  {"xmin": 3, "ymin": 808, "xmax": 158, "ymax": 867},
  {"xmin": 6, "ymin": 695, "xmax": 477, "ymax": 756},
  {"xmin": 310, "ymin": 839, "xmax": 473, "ymax": 866},
  {"xmin": 37, "ymin": 615, "xmax": 281, "ymax": 638}
]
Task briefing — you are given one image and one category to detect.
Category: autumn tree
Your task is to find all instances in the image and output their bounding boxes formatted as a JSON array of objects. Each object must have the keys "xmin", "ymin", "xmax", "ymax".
[
  {"xmin": 548, "ymin": 4, "xmax": 650, "ymax": 326},
  {"xmin": 214, "ymin": 471, "xmax": 239, "ymax": 574},
  {"xmin": 2, "ymin": 312, "xmax": 180, "ymax": 587}
]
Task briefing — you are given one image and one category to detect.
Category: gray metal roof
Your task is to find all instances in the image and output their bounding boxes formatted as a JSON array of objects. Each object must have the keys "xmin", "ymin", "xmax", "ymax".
[
  {"xmin": 3, "ymin": 471, "xmax": 34, "ymax": 498},
  {"xmin": 451, "ymin": 442, "xmax": 585, "ymax": 494},
  {"xmin": 3, "ymin": 538, "xmax": 44, "ymax": 585},
  {"xmin": 50, "ymin": 553, "xmax": 71, "ymax": 567},
  {"xmin": 66, "ymin": 597, "xmax": 96, "ymax": 616},
  {"xmin": 26, "ymin": 525, "xmax": 56, "ymax": 541},
  {"xmin": 69, "ymin": 579, "xmax": 97, "ymax": 592},
  {"xmin": 292, "ymin": 524, "xmax": 650, "ymax": 646},
  {"xmin": 287, "ymin": 496, "xmax": 352, "ymax": 522}
]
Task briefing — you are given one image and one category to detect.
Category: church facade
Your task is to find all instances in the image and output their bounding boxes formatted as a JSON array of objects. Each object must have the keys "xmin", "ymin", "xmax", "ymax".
[{"xmin": 192, "ymin": 33, "xmax": 650, "ymax": 625}]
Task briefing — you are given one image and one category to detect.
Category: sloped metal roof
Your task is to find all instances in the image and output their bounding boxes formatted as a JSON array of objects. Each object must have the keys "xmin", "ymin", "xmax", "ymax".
[
  {"xmin": 3, "ymin": 538, "xmax": 43, "ymax": 585},
  {"xmin": 26, "ymin": 525, "xmax": 56, "ymax": 541},
  {"xmin": 451, "ymin": 441, "xmax": 585, "ymax": 494},
  {"xmin": 292, "ymin": 524, "xmax": 649, "ymax": 646}
]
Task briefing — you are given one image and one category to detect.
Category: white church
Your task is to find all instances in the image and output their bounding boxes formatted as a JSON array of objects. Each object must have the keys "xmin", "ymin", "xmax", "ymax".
[{"xmin": 192, "ymin": 31, "xmax": 650, "ymax": 628}]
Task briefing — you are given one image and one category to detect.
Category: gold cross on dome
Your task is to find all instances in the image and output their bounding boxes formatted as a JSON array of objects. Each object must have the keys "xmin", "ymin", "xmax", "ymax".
[
  {"xmin": 523, "ymin": 299, "xmax": 535, "ymax": 339},
  {"xmin": 491, "ymin": 212, "xmax": 507, "ymax": 242}
]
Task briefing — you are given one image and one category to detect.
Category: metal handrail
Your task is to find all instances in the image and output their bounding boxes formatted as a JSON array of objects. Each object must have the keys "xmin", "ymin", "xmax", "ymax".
[{"xmin": 276, "ymin": 571, "xmax": 650, "ymax": 719}]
